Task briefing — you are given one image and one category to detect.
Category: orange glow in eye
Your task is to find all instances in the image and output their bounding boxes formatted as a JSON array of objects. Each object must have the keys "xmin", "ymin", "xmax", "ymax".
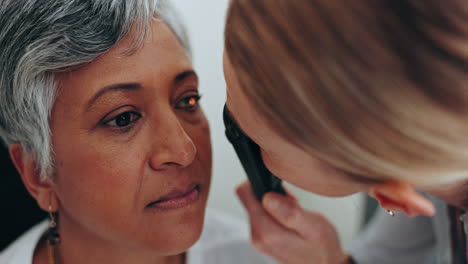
[{"xmin": 188, "ymin": 97, "xmax": 196, "ymax": 106}]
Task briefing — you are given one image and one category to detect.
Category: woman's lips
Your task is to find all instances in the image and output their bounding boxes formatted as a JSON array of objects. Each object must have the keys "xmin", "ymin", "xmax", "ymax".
[{"xmin": 147, "ymin": 183, "xmax": 200, "ymax": 210}]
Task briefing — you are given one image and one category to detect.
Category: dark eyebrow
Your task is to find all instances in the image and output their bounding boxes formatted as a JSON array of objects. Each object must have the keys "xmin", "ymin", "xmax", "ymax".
[
  {"xmin": 175, "ymin": 70, "xmax": 198, "ymax": 84},
  {"xmin": 86, "ymin": 83, "xmax": 142, "ymax": 109}
]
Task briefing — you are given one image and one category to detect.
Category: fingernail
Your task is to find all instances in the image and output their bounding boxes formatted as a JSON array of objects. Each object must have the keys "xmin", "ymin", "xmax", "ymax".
[
  {"xmin": 264, "ymin": 195, "xmax": 291, "ymax": 219},
  {"xmin": 264, "ymin": 195, "xmax": 282, "ymax": 211},
  {"xmin": 264, "ymin": 195, "xmax": 288, "ymax": 214}
]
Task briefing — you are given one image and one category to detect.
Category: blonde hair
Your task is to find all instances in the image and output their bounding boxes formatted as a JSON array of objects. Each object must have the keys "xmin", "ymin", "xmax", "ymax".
[{"xmin": 225, "ymin": 0, "xmax": 468, "ymax": 186}]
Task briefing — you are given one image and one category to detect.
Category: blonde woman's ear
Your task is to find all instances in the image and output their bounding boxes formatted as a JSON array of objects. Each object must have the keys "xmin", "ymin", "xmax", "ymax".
[
  {"xmin": 368, "ymin": 182, "xmax": 436, "ymax": 217},
  {"xmin": 9, "ymin": 143, "xmax": 56, "ymax": 212}
]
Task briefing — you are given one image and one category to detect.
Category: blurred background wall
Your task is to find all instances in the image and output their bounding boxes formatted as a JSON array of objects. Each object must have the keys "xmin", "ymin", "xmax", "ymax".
[{"xmin": 171, "ymin": 0, "xmax": 367, "ymax": 248}]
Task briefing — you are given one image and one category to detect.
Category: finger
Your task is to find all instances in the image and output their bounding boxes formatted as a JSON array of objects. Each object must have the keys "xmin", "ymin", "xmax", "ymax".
[
  {"xmin": 262, "ymin": 191, "xmax": 326, "ymax": 239},
  {"xmin": 262, "ymin": 192, "xmax": 305, "ymax": 230},
  {"xmin": 249, "ymin": 218, "xmax": 306, "ymax": 263},
  {"xmin": 237, "ymin": 182, "xmax": 287, "ymax": 235},
  {"xmin": 236, "ymin": 182, "xmax": 307, "ymax": 259},
  {"xmin": 236, "ymin": 181, "xmax": 265, "ymax": 217}
]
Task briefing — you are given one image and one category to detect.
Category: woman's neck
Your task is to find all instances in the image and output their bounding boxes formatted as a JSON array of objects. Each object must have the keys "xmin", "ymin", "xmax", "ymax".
[{"xmin": 35, "ymin": 216, "xmax": 185, "ymax": 264}]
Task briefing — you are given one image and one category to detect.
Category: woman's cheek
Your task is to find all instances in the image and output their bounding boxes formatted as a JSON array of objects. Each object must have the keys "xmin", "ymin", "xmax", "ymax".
[{"xmin": 261, "ymin": 149, "xmax": 287, "ymax": 178}]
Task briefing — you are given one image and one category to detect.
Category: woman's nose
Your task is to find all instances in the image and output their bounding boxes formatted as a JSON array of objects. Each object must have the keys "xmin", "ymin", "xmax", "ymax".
[{"xmin": 148, "ymin": 117, "xmax": 197, "ymax": 171}]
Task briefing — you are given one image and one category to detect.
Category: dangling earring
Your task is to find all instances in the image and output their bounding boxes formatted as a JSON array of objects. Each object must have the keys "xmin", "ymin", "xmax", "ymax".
[
  {"xmin": 387, "ymin": 210, "xmax": 395, "ymax": 217},
  {"xmin": 47, "ymin": 204, "xmax": 60, "ymax": 264}
]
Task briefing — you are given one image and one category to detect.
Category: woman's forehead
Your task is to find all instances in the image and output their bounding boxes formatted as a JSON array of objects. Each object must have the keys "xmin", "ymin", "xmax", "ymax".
[{"xmin": 55, "ymin": 20, "xmax": 192, "ymax": 105}]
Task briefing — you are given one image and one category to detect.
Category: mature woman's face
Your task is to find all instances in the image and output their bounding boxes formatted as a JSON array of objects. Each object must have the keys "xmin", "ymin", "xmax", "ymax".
[{"xmin": 50, "ymin": 20, "xmax": 212, "ymax": 254}]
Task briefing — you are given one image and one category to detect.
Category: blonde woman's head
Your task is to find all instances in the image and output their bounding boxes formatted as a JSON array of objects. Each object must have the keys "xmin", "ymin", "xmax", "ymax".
[{"xmin": 224, "ymin": 0, "xmax": 468, "ymax": 213}]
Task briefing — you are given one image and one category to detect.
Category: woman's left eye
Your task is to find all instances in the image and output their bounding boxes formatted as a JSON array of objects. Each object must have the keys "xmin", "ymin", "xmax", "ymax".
[
  {"xmin": 176, "ymin": 95, "xmax": 201, "ymax": 112},
  {"xmin": 105, "ymin": 111, "xmax": 141, "ymax": 128}
]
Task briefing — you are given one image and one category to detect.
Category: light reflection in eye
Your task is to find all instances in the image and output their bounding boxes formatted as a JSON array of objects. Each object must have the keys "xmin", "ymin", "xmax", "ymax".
[
  {"xmin": 176, "ymin": 95, "xmax": 201, "ymax": 112},
  {"xmin": 188, "ymin": 97, "xmax": 197, "ymax": 107}
]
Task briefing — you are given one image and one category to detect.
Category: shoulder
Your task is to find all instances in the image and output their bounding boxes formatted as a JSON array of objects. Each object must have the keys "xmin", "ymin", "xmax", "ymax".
[
  {"xmin": 0, "ymin": 220, "xmax": 48, "ymax": 264},
  {"xmin": 187, "ymin": 209, "xmax": 278, "ymax": 264}
]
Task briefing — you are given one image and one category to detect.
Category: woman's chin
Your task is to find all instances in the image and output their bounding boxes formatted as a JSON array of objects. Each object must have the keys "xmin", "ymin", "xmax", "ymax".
[
  {"xmin": 141, "ymin": 205, "xmax": 207, "ymax": 255},
  {"xmin": 148, "ymin": 220, "xmax": 204, "ymax": 256}
]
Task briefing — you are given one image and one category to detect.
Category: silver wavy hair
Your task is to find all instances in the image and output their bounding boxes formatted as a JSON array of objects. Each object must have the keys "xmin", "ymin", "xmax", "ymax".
[{"xmin": 0, "ymin": 0, "xmax": 191, "ymax": 181}]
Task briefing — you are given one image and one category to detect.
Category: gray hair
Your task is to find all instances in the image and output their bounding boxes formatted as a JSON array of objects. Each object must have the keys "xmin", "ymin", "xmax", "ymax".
[{"xmin": 0, "ymin": 0, "xmax": 191, "ymax": 181}]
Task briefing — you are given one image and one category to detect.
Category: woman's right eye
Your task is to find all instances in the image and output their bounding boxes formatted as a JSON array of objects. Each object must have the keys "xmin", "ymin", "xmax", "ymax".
[{"xmin": 105, "ymin": 111, "xmax": 141, "ymax": 128}]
